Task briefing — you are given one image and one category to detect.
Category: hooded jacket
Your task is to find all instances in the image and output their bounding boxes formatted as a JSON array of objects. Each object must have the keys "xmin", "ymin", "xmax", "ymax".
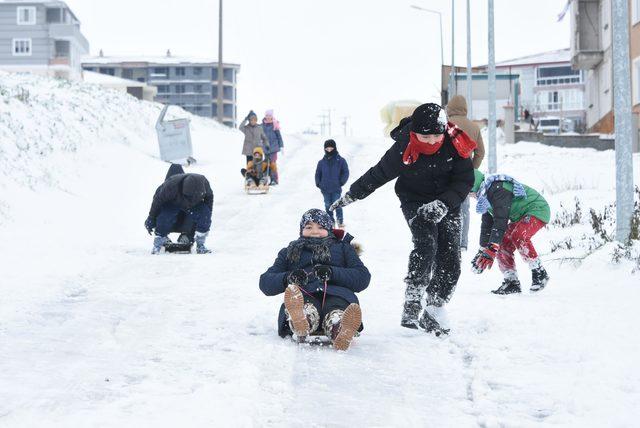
[
  {"xmin": 446, "ymin": 95, "xmax": 485, "ymax": 169},
  {"xmin": 148, "ymin": 173, "xmax": 214, "ymax": 219},
  {"xmin": 239, "ymin": 119, "xmax": 269, "ymax": 156},
  {"xmin": 262, "ymin": 121, "xmax": 284, "ymax": 155},
  {"xmin": 348, "ymin": 117, "xmax": 474, "ymax": 211},
  {"xmin": 315, "ymin": 151, "xmax": 349, "ymax": 193},
  {"xmin": 259, "ymin": 231, "xmax": 370, "ymax": 337}
]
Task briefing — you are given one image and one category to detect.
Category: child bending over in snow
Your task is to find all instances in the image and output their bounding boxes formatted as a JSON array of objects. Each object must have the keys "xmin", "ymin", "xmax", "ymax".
[
  {"xmin": 470, "ymin": 170, "xmax": 551, "ymax": 294},
  {"xmin": 259, "ymin": 209, "xmax": 370, "ymax": 350}
]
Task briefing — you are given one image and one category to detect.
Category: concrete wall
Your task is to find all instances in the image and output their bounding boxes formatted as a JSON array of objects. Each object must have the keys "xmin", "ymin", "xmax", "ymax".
[{"xmin": 515, "ymin": 131, "xmax": 615, "ymax": 150}]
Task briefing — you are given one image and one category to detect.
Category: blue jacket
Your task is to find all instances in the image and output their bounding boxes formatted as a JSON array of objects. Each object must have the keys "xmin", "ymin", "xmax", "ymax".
[
  {"xmin": 262, "ymin": 123, "xmax": 283, "ymax": 155},
  {"xmin": 315, "ymin": 152, "xmax": 349, "ymax": 194},
  {"xmin": 259, "ymin": 235, "xmax": 370, "ymax": 337}
]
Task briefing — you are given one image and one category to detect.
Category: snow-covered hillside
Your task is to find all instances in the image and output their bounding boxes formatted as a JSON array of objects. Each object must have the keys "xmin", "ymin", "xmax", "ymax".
[{"xmin": 0, "ymin": 73, "xmax": 639, "ymax": 427}]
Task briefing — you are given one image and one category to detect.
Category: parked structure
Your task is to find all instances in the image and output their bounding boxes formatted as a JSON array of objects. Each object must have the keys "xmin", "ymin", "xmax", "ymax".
[
  {"xmin": 83, "ymin": 71, "xmax": 157, "ymax": 102},
  {"xmin": 82, "ymin": 52, "xmax": 240, "ymax": 127},
  {"xmin": 571, "ymin": 0, "xmax": 640, "ymax": 133},
  {"xmin": 0, "ymin": 0, "xmax": 89, "ymax": 80}
]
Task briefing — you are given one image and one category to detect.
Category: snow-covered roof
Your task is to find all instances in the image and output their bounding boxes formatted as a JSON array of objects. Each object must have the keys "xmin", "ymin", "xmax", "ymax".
[
  {"xmin": 83, "ymin": 70, "xmax": 150, "ymax": 88},
  {"xmin": 82, "ymin": 55, "xmax": 241, "ymax": 68},
  {"xmin": 493, "ymin": 48, "xmax": 571, "ymax": 68}
]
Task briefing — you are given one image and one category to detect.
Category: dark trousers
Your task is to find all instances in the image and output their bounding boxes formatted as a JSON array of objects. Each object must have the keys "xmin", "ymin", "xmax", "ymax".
[
  {"xmin": 155, "ymin": 202, "xmax": 212, "ymax": 238},
  {"xmin": 401, "ymin": 202, "xmax": 461, "ymax": 303},
  {"xmin": 246, "ymin": 155, "xmax": 253, "ymax": 163},
  {"xmin": 322, "ymin": 191, "xmax": 343, "ymax": 224}
]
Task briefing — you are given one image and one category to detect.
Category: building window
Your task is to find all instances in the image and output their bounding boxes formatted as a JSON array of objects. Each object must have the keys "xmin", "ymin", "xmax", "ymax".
[
  {"xmin": 99, "ymin": 67, "xmax": 115, "ymax": 76},
  {"xmin": 175, "ymin": 84, "xmax": 186, "ymax": 94},
  {"xmin": 195, "ymin": 84, "xmax": 203, "ymax": 92},
  {"xmin": 536, "ymin": 66, "xmax": 581, "ymax": 86},
  {"xmin": 223, "ymin": 68, "xmax": 234, "ymax": 82},
  {"xmin": 122, "ymin": 68, "xmax": 134, "ymax": 79},
  {"xmin": 157, "ymin": 85, "xmax": 169, "ymax": 94},
  {"xmin": 17, "ymin": 7, "xmax": 36, "ymax": 25},
  {"xmin": 223, "ymin": 104, "xmax": 233, "ymax": 117},
  {"xmin": 12, "ymin": 39, "xmax": 32, "ymax": 56},
  {"xmin": 175, "ymin": 67, "xmax": 186, "ymax": 77},
  {"xmin": 151, "ymin": 67, "xmax": 169, "ymax": 78},
  {"xmin": 223, "ymin": 85, "xmax": 233, "ymax": 101},
  {"xmin": 193, "ymin": 67, "xmax": 203, "ymax": 76},
  {"xmin": 634, "ymin": 0, "xmax": 640, "ymax": 25},
  {"xmin": 54, "ymin": 40, "xmax": 70, "ymax": 58},
  {"xmin": 46, "ymin": 8, "xmax": 62, "ymax": 23},
  {"xmin": 212, "ymin": 68, "xmax": 218, "ymax": 81}
]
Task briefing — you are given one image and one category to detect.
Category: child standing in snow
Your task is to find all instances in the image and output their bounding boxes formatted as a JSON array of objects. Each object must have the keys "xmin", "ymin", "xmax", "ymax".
[
  {"xmin": 262, "ymin": 110, "xmax": 284, "ymax": 185},
  {"xmin": 330, "ymin": 103, "xmax": 475, "ymax": 335},
  {"xmin": 315, "ymin": 139, "xmax": 350, "ymax": 228},
  {"xmin": 470, "ymin": 170, "xmax": 551, "ymax": 294},
  {"xmin": 259, "ymin": 209, "xmax": 370, "ymax": 350}
]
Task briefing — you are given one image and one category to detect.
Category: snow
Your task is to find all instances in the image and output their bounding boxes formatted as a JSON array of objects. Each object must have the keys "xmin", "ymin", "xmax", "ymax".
[{"xmin": 1, "ymin": 72, "xmax": 640, "ymax": 426}]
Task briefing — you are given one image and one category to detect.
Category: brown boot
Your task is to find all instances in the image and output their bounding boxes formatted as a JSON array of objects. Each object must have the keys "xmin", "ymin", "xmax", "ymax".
[
  {"xmin": 284, "ymin": 284, "xmax": 310, "ymax": 337},
  {"xmin": 326, "ymin": 304, "xmax": 362, "ymax": 351}
]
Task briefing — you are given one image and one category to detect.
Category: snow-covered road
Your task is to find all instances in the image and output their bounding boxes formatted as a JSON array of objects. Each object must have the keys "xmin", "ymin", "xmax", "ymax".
[{"xmin": 1, "ymin": 78, "xmax": 639, "ymax": 426}]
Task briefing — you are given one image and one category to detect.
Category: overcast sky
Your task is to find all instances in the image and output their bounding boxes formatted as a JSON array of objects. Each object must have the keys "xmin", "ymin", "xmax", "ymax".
[{"xmin": 64, "ymin": 0, "xmax": 570, "ymax": 137}]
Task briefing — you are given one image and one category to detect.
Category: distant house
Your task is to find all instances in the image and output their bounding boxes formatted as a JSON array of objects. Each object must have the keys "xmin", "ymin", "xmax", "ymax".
[
  {"xmin": 446, "ymin": 49, "xmax": 587, "ymax": 131},
  {"xmin": 0, "ymin": 0, "xmax": 89, "ymax": 80},
  {"xmin": 570, "ymin": 0, "xmax": 640, "ymax": 133},
  {"xmin": 82, "ymin": 53, "xmax": 241, "ymax": 127}
]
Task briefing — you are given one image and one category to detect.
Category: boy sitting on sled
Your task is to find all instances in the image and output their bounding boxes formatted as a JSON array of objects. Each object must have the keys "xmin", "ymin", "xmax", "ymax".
[
  {"xmin": 242, "ymin": 147, "xmax": 272, "ymax": 189},
  {"xmin": 259, "ymin": 209, "xmax": 370, "ymax": 350}
]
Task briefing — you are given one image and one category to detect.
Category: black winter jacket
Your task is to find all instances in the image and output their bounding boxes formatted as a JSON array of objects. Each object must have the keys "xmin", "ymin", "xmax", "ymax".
[
  {"xmin": 148, "ymin": 173, "xmax": 214, "ymax": 219},
  {"xmin": 479, "ymin": 182, "xmax": 514, "ymax": 246},
  {"xmin": 348, "ymin": 118, "xmax": 474, "ymax": 210}
]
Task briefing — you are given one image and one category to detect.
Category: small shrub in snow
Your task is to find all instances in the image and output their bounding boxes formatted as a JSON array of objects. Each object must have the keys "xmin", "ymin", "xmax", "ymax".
[{"xmin": 552, "ymin": 198, "xmax": 582, "ymax": 227}]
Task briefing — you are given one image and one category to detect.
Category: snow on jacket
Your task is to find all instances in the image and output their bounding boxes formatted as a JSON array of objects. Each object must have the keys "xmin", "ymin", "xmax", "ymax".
[
  {"xmin": 446, "ymin": 95, "xmax": 485, "ymax": 169},
  {"xmin": 239, "ymin": 119, "xmax": 269, "ymax": 156},
  {"xmin": 348, "ymin": 118, "xmax": 474, "ymax": 211},
  {"xmin": 259, "ymin": 232, "xmax": 371, "ymax": 337},
  {"xmin": 148, "ymin": 173, "xmax": 214, "ymax": 219},
  {"xmin": 315, "ymin": 151, "xmax": 349, "ymax": 193},
  {"xmin": 262, "ymin": 121, "xmax": 284, "ymax": 155}
]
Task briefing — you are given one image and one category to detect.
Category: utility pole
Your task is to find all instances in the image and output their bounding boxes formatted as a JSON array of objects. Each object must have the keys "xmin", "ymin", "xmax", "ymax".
[
  {"xmin": 342, "ymin": 116, "xmax": 350, "ymax": 136},
  {"xmin": 451, "ymin": 0, "xmax": 456, "ymax": 97},
  {"xmin": 466, "ymin": 0, "xmax": 473, "ymax": 119},
  {"xmin": 216, "ymin": 0, "xmax": 224, "ymax": 125},
  {"xmin": 612, "ymin": 0, "xmax": 635, "ymax": 242},
  {"xmin": 322, "ymin": 109, "xmax": 333, "ymax": 136},
  {"xmin": 487, "ymin": 0, "xmax": 497, "ymax": 173}
]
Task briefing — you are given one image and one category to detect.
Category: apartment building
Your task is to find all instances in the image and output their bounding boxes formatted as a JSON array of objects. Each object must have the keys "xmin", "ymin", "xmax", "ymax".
[
  {"xmin": 0, "ymin": 0, "xmax": 89, "ymax": 80},
  {"xmin": 82, "ymin": 53, "xmax": 240, "ymax": 127}
]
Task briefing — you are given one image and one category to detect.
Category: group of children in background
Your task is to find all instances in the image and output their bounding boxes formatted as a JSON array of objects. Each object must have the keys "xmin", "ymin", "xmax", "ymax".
[
  {"xmin": 252, "ymin": 99, "xmax": 551, "ymax": 351},
  {"xmin": 239, "ymin": 109, "xmax": 283, "ymax": 188}
]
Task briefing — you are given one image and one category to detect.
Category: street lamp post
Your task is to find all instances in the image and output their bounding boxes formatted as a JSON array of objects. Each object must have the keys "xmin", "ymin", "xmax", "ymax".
[
  {"xmin": 410, "ymin": 5, "xmax": 444, "ymax": 105},
  {"xmin": 488, "ymin": 0, "xmax": 497, "ymax": 173},
  {"xmin": 216, "ymin": 0, "xmax": 224, "ymax": 125},
  {"xmin": 466, "ymin": 0, "xmax": 473, "ymax": 119}
]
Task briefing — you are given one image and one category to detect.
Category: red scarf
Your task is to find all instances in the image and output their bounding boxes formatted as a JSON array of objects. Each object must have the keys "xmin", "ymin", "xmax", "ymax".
[{"xmin": 402, "ymin": 122, "xmax": 477, "ymax": 165}]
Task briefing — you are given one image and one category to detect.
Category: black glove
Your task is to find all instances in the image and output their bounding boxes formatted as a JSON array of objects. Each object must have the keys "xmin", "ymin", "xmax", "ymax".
[
  {"xmin": 313, "ymin": 265, "xmax": 332, "ymax": 281},
  {"xmin": 329, "ymin": 191, "xmax": 357, "ymax": 211},
  {"xmin": 415, "ymin": 200, "xmax": 448, "ymax": 224},
  {"xmin": 246, "ymin": 110, "xmax": 255, "ymax": 121},
  {"xmin": 144, "ymin": 216, "xmax": 155, "ymax": 235},
  {"xmin": 287, "ymin": 269, "xmax": 308, "ymax": 287}
]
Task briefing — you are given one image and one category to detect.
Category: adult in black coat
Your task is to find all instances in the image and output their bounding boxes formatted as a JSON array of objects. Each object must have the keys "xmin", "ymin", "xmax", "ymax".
[
  {"xmin": 259, "ymin": 209, "xmax": 370, "ymax": 350},
  {"xmin": 144, "ymin": 165, "xmax": 214, "ymax": 254},
  {"xmin": 330, "ymin": 103, "xmax": 475, "ymax": 335}
]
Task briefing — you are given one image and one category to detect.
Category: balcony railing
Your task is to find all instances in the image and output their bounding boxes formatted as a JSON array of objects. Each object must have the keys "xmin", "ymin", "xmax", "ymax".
[
  {"xmin": 49, "ymin": 57, "xmax": 70, "ymax": 66},
  {"xmin": 534, "ymin": 101, "xmax": 584, "ymax": 112}
]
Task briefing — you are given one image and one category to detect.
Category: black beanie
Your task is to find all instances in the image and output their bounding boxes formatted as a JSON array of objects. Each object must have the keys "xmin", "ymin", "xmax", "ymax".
[
  {"xmin": 324, "ymin": 139, "xmax": 337, "ymax": 150},
  {"xmin": 182, "ymin": 175, "xmax": 206, "ymax": 199},
  {"xmin": 411, "ymin": 103, "xmax": 447, "ymax": 135}
]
